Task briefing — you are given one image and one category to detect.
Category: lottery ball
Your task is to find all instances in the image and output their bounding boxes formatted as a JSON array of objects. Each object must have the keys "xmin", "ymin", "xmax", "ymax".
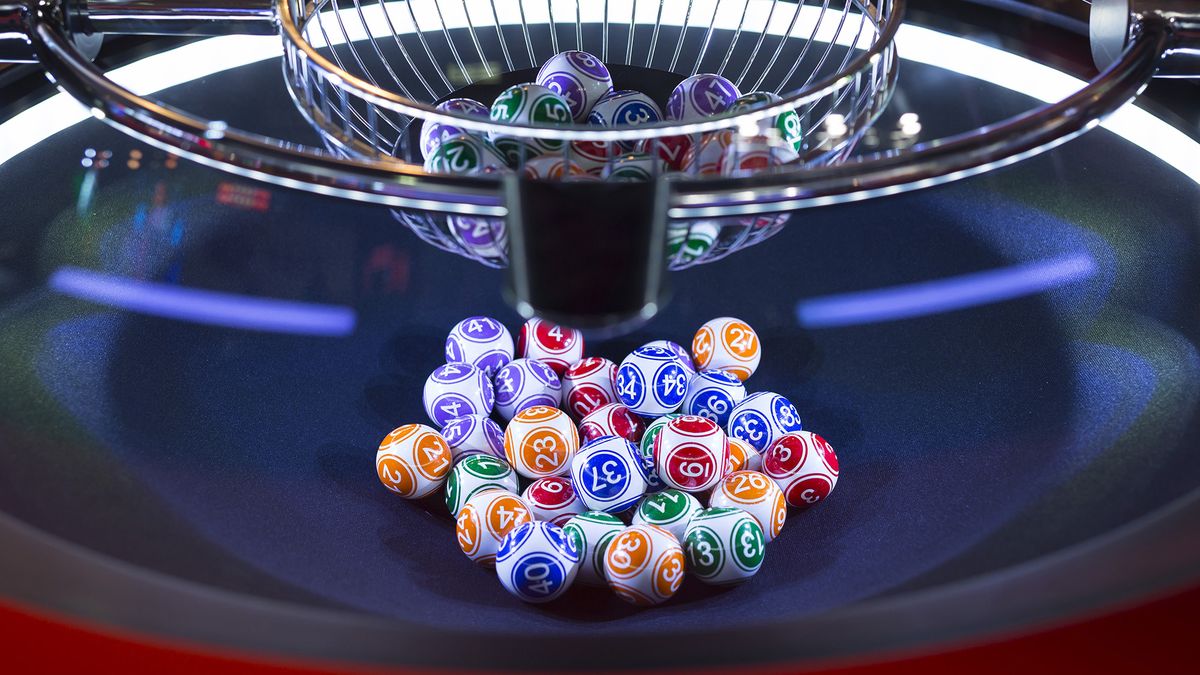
[
  {"xmin": 631, "ymin": 489, "xmax": 703, "ymax": 541},
  {"xmin": 376, "ymin": 424, "xmax": 453, "ymax": 499},
  {"xmin": 522, "ymin": 476, "xmax": 587, "ymax": 526},
  {"xmin": 682, "ymin": 130, "xmax": 735, "ymax": 175},
  {"xmin": 521, "ymin": 155, "xmax": 589, "ymax": 180},
  {"xmin": 639, "ymin": 134, "xmax": 692, "ymax": 171},
  {"xmin": 570, "ymin": 436, "xmax": 648, "ymax": 513},
  {"xmin": 445, "ymin": 454, "xmax": 519, "ymax": 517},
  {"xmin": 727, "ymin": 391, "xmax": 802, "ymax": 453},
  {"xmin": 496, "ymin": 521, "xmax": 580, "ymax": 603},
  {"xmin": 579, "ymin": 402, "xmax": 647, "ymax": 445},
  {"xmin": 720, "ymin": 134, "xmax": 800, "ymax": 177},
  {"xmin": 603, "ymin": 524, "xmax": 686, "ymax": 606},
  {"xmin": 692, "ymin": 316, "xmax": 762, "ymax": 381},
  {"xmin": 445, "ymin": 315, "xmax": 514, "ymax": 377},
  {"xmin": 456, "ymin": 489, "xmax": 534, "ymax": 566},
  {"xmin": 562, "ymin": 357, "xmax": 619, "ymax": 420},
  {"xmin": 602, "ymin": 152, "xmax": 664, "ymax": 182},
  {"xmin": 537, "ymin": 50, "xmax": 613, "ymax": 121},
  {"xmin": 728, "ymin": 91, "xmax": 803, "ymax": 153},
  {"xmin": 709, "ymin": 470, "xmax": 787, "ymax": 542},
  {"xmin": 639, "ymin": 413, "xmax": 681, "ymax": 492},
  {"xmin": 422, "ymin": 362, "xmax": 495, "ymax": 427},
  {"xmin": 666, "ymin": 73, "xmax": 741, "ymax": 121},
  {"xmin": 616, "ymin": 345, "xmax": 690, "ymax": 417},
  {"xmin": 516, "ymin": 317, "xmax": 584, "ymax": 376},
  {"xmin": 682, "ymin": 369, "xmax": 747, "ymax": 427},
  {"xmin": 493, "ymin": 358, "xmax": 562, "ymax": 420},
  {"xmin": 683, "ymin": 507, "xmax": 767, "ymax": 585},
  {"xmin": 671, "ymin": 220, "xmax": 721, "ymax": 264},
  {"xmin": 488, "ymin": 83, "xmax": 572, "ymax": 163},
  {"xmin": 504, "ymin": 405, "xmax": 579, "ymax": 479},
  {"xmin": 654, "ymin": 415, "xmax": 729, "ymax": 493},
  {"xmin": 563, "ymin": 511, "xmax": 625, "ymax": 586},
  {"xmin": 447, "ymin": 215, "xmax": 507, "ymax": 259},
  {"xmin": 419, "ymin": 97, "xmax": 490, "ymax": 159},
  {"xmin": 588, "ymin": 89, "xmax": 663, "ymax": 150},
  {"xmin": 763, "ymin": 431, "xmax": 839, "ymax": 508},
  {"xmin": 440, "ymin": 413, "xmax": 505, "ymax": 462},
  {"xmin": 727, "ymin": 436, "xmax": 762, "ymax": 473},
  {"xmin": 643, "ymin": 340, "xmax": 695, "ymax": 375},
  {"xmin": 423, "ymin": 133, "xmax": 509, "ymax": 175}
]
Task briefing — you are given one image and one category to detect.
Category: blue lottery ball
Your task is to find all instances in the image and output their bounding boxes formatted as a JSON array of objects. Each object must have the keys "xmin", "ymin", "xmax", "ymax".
[
  {"xmin": 570, "ymin": 436, "xmax": 647, "ymax": 512},
  {"xmin": 616, "ymin": 346, "xmax": 689, "ymax": 417},
  {"xmin": 496, "ymin": 521, "xmax": 581, "ymax": 603},
  {"xmin": 682, "ymin": 369, "xmax": 747, "ymax": 427},
  {"xmin": 727, "ymin": 391, "xmax": 803, "ymax": 453}
]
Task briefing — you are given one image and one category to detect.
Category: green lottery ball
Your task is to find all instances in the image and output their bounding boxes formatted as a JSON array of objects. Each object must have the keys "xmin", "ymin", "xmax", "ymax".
[
  {"xmin": 562, "ymin": 510, "xmax": 625, "ymax": 586},
  {"xmin": 445, "ymin": 454, "xmax": 519, "ymax": 517},
  {"xmin": 683, "ymin": 507, "xmax": 767, "ymax": 585},
  {"xmin": 677, "ymin": 221, "xmax": 720, "ymax": 263},
  {"xmin": 631, "ymin": 489, "xmax": 703, "ymax": 541},
  {"xmin": 489, "ymin": 83, "xmax": 572, "ymax": 163},
  {"xmin": 423, "ymin": 133, "xmax": 508, "ymax": 175},
  {"xmin": 728, "ymin": 91, "xmax": 803, "ymax": 153},
  {"xmin": 639, "ymin": 413, "xmax": 681, "ymax": 491}
]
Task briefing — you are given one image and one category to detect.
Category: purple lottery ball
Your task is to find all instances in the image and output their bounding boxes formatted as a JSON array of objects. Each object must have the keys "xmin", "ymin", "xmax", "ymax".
[
  {"xmin": 448, "ymin": 216, "xmax": 507, "ymax": 259},
  {"xmin": 441, "ymin": 413, "xmax": 506, "ymax": 461},
  {"xmin": 667, "ymin": 74, "xmax": 741, "ymax": 122},
  {"xmin": 536, "ymin": 50, "xmax": 614, "ymax": 121},
  {"xmin": 446, "ymin": 316, "xmax": 514, "ymax": 377},
  {"xmin": 494, "ymin": 358, "xmax": 563, "ymax": 420},
  {"xmin": 423, "ymin": 362, "xmax": 495, "ymax": 427},
  {"xmin": 419, "ymin": 98, "xmax": 490, "ymax": 159}
]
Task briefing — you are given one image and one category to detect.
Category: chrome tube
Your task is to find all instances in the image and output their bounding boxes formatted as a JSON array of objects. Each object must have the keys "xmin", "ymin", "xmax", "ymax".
[
  {"xmin": 78, "ymin": 0, "xmax": 277, "ymax": 36},
  {"xmin": 1091, "ymin": 0, "xmax": 1200, "ymax": 77}
]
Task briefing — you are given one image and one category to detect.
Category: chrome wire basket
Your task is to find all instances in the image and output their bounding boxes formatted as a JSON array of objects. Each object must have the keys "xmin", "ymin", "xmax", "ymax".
[{"xmin": 2, "ymin": 0, "xmax": 1196, "ymax": 327}]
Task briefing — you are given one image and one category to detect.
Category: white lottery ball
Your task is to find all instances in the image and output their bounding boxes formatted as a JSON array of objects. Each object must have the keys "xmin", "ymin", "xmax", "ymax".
[
  {"xmin": 488, "ymin": 83, "xmax": 573, "ymax": 163},
  {"xmin": 456, "ymin": 488, "xmax": 534, "ymax": 566},
  {"xmin": 445, "ymin": 315, "xmax": 514, "ymax": 376},
  {"xmin": 562, "ymin": 511, "xmax": 625, "ymax": 586},
  {"xmin": 653, "ymin": 415, "xmax": 729, "ymax": 493},
  {"xmin": 522, "ymin": 476, "xmax": 587, "ymax": 526},
  {"xmin": 496, "ymin": 521, "xmax": 581, "ymax": 603},
  {"xmin": 616, "ymin": 345, "xmax": 690, "ymax": 417},
  {"xmin": 375, "ymin": 424, "xmax": 454, "ymax": 499},
  {"xmin": 691, "ymin": 316, "xmax": 762, "ymax": 381},
  {"xmin": 422, "ymin": 362, "xmax": 495, "ymax": 427},
  {"xmin": 419, "ymin": 97, "xmax": 490, "ymax": 159},
  {"xmin": 536, "ymin": 50, "xmax": 614, "ymax": 122},
  {"xmin": 503, "ymin": 405, "xmax": 579, "ymax": 479},
  {"xmin": 631, "ymin": 489, "xmax": 703, "ymax": 542},
  {"xmin": 444, "ymin": 454, "xmax": 519, "ymax": 517},
  {"xmin": 727, "ymin": 391, "xmax": 803, "ymax": 453},
  {"xmin": 666, "ymin": 73, "xmax": 741, "ymax": 121},
  {"xmin": 493, "ymin": 358, "xmax": 562, "ymax": 420},
  {"xmin": 642, "ymin": 340, "xmax": 695, "ymax": 375},
  {"xmin": 562, "ymin": 357, "xmax": 619, "ymax": 421},
  {"xmin": 440, "ymin": 413, "xmax": 506, "ymax": 462},
  {"xmin": 709, "ymin": 470, "xmax": 787, "ymax": 542},
  {"xmin": 682, "ymin": 369, "xmax": 747, "ymax": 427},
  {"xmin": 603, "ymin": 524, "xmax": 686, "ymax": 606}
]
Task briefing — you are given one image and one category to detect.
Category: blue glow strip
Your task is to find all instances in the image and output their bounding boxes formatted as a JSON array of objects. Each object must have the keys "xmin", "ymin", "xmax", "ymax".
[
  {"xmin": 50, "ymin": 266, "xmax": 357, "ymax": 336},
  {"xmin": 795, "ymin": 253, "xmax": 1097, "ymax": 328}
]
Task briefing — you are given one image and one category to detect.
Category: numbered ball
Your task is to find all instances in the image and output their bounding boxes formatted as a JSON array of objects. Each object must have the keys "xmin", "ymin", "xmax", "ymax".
[
  {"xmin": 616, "ymin": 345, "xmax": 690, "ymax": 417},
  {"xmin": 521, "ymin": 155, "xmax": 590, "ymax": 180},
  {"xmin": 639, "ymin": 133, "xmax": 692, "ymax": 170},
  {"xmin": 423, "ymin": 362, "xmax": 495, "ymax": 427},
  {"xmin": 570, "ymin": 436, "xmax": 648, "ymax": 513},
  {"xmin": 720, "ymin": 134, "xmax": 800, "ymax": 177},
  {"xmin": 654, "ymin": 415, "xmax": 729, "ymax": 493},
  {"xmin": 445, "ymin": 316, "xmax": 514, "ymax": 377},
  {"xmin": 604, "ymin": 524, "xmax": 686, "ymax": 606},
  {"xmin": 536, "ymin": 50, "xmax": 614, "ymax": 122},
  {"xmin": 727, "ymin": 436, "xmax": 763, "ymax": 473},
  {"xmin": 376, "ymin": 424, "xmax": 453, "ymax": 499},
  {"xmin": 588, "ymin": 89, "xmax": 663, "ymax": 150},
  {"xmin": 682, "ymin": 369, "xmax": 747, "ymax": 427},
  {"xmin": 682, "ymin": 130, "xmax": 735, "ymax": 176},
  {"xmin": 496, "ymin": 521, "xmax": 581, "ymax": 603},
  {"xmin": 692, "ymin": 316, "xmax": 762, "ymax": 381},
  {"xmin": 666, "ymin": 73, "xmax": 741, "ymax": 121},
  {"xmin": 493, "ymin": 358, "xmax": 562, "ymax": 420},
  {"xmin": 763, "ymin": 431, "xmax": 839, "ymax": 509},
  {"xmin": 419, "ymin": 97, "xmax": 490, "ymax": 159},
  {"xmin": 522, "ymin": 476, "xmax": 587, "ymax": 526},
  {"xmin": 516, "ymin": 318, "xmax": 584, "ymax": 376},
  {"xmin": 456, "ymin": 489, "xmax": 534, "ymax": 566},
  {"xmin": 727, "ymin": 391, "xmax": 802, "ymax": 453},
  {"xmin": 602, "ymin": 152, "xmax": 665, "ymax": 182},
  {"xmin": 440, "ymin": 414, "xmax": 505, "ymax": 462},
  {"xmin": 670, "ymin": 220, "xmax": 721, "ymax": 264},
  {"xmin": 563, "ymin": 511, "xmax": 625, "ymax": 586},
  {"xmin": 643, "ymin": 340, "xmax": 695, "ymax": 376},
  {"xmin": 423, "ymin": 133, "xmax": 509, "ymax": 175},
  {"xmin": 728, "ymin": 91, "xmax": 803, "ymax": 153},
  {"xmin": 631, "ymin": 489, "xmax": 703, "ymax": 541},
  {"xmin": 579, "ymin": 402, "xmax": 647, "ymax": 445},
  {"xmin": 504, "ymin": 405, "xmax": 579, "ymax": 479},
  {"xmin": 683, "ymin": 507, "xmax": 767, "ymax": 585},
  {"xmin": 709, "ymin": 470, "xmax": 787, "ymax": 542},
  {"xmin": 638, "ymin": 413, "xmax": 681, "ymax": 492},
  {"xmin": 448, "ymin": 215, "xmax": 507, "ymax": 259},
  {"xmin": 562, "ymin": 357, "xmax": 619, "ymax": 421},
  {"xmin": 488, "ymin": 83, "xmax": 572, "ymax": 163},
  {"xmin": 445, "ymin": 454, "xmax": 520, "ymax": 517}
]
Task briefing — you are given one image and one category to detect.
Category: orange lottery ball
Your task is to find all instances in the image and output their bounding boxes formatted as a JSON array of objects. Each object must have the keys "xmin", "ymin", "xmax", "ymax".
[
  {"xmin": 603, "ymin": 524, "xmax": 686, "ymax": 606},
  {"xmin": 709, "ymin": 470, "xmax": 787, "ymax": 542},
  {"xmin": 376, "ymin": 424, "xmax": 453, "ymax": 499},
  {"xmin": 504, "ymin": 405, "xmax": 580, "ymax": 479},
  {"xmin": 691, "ymin": 317, "xmax": 761, "ymax": 381},
  {"xmin": 456, "ymin": 489, "xmax": 534, "ymax": 566}
]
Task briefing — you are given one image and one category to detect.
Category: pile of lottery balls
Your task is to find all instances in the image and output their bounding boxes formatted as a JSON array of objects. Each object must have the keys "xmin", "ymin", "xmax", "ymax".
[
  {"xmin": 420, "ymin": 49, "xmax": 803, "ymax": 181},
  {"xmin": 375, "ymin": 316, "xmax": 839, "ymax": 605}
]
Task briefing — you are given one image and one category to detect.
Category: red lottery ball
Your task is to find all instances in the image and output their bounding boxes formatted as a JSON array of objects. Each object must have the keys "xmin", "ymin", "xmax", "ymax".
[
  {"xmin": 579, "ymin": 402, "xmax": 647, "ymax": 445},
  {"xmin": 763, "ymin": 431, "xmax": 840, "ymax": 508},
  {"xmin": 653, "ymin": 415, "xmax": 728, "ymax": 493},
  {"xmin": 516, "ymin": 318, "xmax": 584, "ymax": 376},
  {"xmin": 562, "ymin": 357, "xmax": 619, "ymax": 420},
  {"xmin": 522, "ymin": 476, "xmax": 588, "ymax": 526}
]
